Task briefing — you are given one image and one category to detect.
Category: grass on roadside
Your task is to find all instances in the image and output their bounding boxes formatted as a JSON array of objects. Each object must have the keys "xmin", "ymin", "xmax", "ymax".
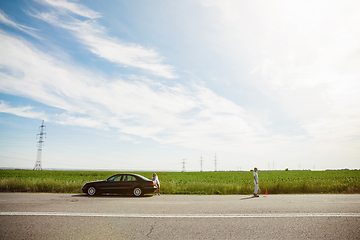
[{"xmin": 0, "ymin": 169, "xmax": 359, "ymax": 194}]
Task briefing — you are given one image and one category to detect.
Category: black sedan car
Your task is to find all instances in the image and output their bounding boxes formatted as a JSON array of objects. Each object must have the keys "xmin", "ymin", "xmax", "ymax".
[{"xmin": 82, "ymin": 173, "xmax": 157, "ymax": 197}]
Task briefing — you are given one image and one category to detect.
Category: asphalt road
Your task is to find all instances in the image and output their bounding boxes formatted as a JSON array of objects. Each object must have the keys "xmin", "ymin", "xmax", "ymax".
[{"xmin": 1, "ymin": 193, "xmax": 359, "ymax": 239}]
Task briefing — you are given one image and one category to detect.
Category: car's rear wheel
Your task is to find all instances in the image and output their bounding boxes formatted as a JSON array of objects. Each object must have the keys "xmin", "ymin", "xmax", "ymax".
[
  {"xmin": 133, "ymin": 187, "xmax": 143, "ymax": 197},
  {"xmin": 87, "ymin": 186, "xmax": 97, "ymax": 196}
]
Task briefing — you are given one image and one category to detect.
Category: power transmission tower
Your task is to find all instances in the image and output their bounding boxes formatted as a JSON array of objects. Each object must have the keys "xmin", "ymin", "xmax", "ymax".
[
  {"xmin": 214, "ymin": 153, "xmax": 217, "ymax": 172},
  {"xmin": 33, "ymin": 120, "xmax": 46, "ymax": 170},
  {"xmin": 182, "ymin": 159, "xmax": 186, "ymax": 172},
  {"xmin": 200, "ymin": 155, "xmax": 203, "ymax": 172}
]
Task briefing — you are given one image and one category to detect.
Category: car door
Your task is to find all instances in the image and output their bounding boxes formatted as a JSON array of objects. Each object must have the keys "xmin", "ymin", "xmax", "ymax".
[
  {"xmin": 101, "ymin": 175, "xmax": 123, "ymax": 193},
  {"xmin": 120, "ymin": 175, "xmax": 138, "ymax": 193}
]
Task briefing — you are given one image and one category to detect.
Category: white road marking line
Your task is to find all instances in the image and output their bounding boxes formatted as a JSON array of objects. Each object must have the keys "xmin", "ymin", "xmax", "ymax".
[{"xmin": 1, "ymin": 212, "xmax": 360, "ymax": 218}]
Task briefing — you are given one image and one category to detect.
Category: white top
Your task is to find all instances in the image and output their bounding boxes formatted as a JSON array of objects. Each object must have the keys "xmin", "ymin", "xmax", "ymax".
[
  {"xmin": 153, "ymin": 175, "xmax": 160, "ymax": 185},
  {"xmin": 253, "ymin": 171, "xmax": 258, "ymax": 182}
]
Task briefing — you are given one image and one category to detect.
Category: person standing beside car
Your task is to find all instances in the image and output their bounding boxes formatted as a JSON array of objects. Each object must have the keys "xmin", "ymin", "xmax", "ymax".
[
  {"xmin": 152, "ymin": 173, "xmax": 160, "ymax": 196},
  {"xmin": 253, "ymin": 167, "xmax": 259, "ymax": 197}
]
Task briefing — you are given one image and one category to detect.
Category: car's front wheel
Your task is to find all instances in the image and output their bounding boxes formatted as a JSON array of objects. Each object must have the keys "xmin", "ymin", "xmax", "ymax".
[
  {"xmin": 87, "ymin": 186, "xmax": 97, "ymax": 196},
  {"xmin": 133, "ymin": 187, "xmax": 143, "ymax": 197}
]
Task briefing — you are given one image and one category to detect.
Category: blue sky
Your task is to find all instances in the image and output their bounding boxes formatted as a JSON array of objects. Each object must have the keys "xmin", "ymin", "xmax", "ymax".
[{"xmin": 1, "ymin": 0, "xmax": 359, "ymax": 171}]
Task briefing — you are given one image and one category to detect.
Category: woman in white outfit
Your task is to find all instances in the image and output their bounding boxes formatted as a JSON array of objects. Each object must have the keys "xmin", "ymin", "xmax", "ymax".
[
  {"xmin": 253, "ymin": 167, "xmax": 259, "ymax": 197},
  {"xmin": 152, "ymin": 173, "xmax": 160, "ymax": 196}
]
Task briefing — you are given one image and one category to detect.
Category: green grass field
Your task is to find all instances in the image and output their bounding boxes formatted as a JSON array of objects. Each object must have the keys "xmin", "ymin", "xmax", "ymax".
[{"xmin": 0, "ymin": 169, "xmax": 359, "ymax": 194}]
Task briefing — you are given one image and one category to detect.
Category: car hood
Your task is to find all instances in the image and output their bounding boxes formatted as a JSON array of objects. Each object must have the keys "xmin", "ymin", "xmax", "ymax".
[{"xmin": 84, "ymin": 180, "xmax": 106, "ymax": 185}]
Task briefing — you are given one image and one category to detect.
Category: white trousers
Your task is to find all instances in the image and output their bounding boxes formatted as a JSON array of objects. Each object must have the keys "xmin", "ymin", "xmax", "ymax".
[{"xmin": 254, "ymin": 180, "xmax": 258, "ymax": 194}]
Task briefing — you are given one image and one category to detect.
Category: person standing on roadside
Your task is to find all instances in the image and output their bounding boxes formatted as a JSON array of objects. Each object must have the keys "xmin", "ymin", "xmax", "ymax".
[
  {"xmin": 253, "ymin": 167, "xmax": 259, "ymax": 197},
  {"xmin": 152, "ymin": 173, "xmax": 160, "ymax": 196}
]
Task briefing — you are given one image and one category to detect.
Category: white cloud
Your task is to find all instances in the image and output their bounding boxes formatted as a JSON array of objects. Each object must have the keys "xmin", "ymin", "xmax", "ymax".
[
  {"xmin": 0, "ymin": 100, "xmax": 46, "ymax": 119},
  {"xmin": 52, "ymin": 113, "xmax": 105, "ymax": 129},
  {"xmin": 0, "ymin": 9, "xmax": 39, "ymax": 38},
  {"xmin": 0, "ymin": 30, "xmax": 264, "ymax": 152},
  {"xmin": 35, "ymin": 0, "xmax": 100, "ymax": 19},
  {"xmin": 203, "ymin": 0, "xmax": 360, "ymax": 140},
  {"xmin": 32, "ymin": 1, "xmax": 177, "ymax": 79}
]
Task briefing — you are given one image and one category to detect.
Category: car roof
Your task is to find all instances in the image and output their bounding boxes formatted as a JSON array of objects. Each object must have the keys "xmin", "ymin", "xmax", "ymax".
[{"xmin": 109, "ymin": 173, "xmax": 151, "ymax": 181}]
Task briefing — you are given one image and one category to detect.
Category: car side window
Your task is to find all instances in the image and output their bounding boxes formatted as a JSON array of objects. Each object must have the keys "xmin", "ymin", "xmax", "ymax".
[
  {"xmin": 128, "ymin": 176, "xmax": 136, "ymax": 181},
  {"xmin": 108, "ymin": 175, "xmax": 122, "ymax": 182},
  {"xmin": 122, "ymin": 175, "xmax": 136, "ymax": 181},
  {"xmin": 114, "ymin": 176, "xmax": 122, "ymax": 181}
]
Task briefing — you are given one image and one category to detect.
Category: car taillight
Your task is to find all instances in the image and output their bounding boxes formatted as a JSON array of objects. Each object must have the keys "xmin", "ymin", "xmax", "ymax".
[{"xmin": 150, "ymin": 181, "xmax": 156, "ymax": 186}]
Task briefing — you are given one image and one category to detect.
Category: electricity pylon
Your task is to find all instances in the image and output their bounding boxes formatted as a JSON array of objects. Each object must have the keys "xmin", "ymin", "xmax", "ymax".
[
  {"xmin": 182, "ymin": 159, "xmax": 186, "ymax": 172},
  {"xmin": 33, "ymin": 120, "xmax": 46, "ymax": 170},
  {"xmin": 214, "ymin": 153, "xmax": 217, "ymax": 172}
]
